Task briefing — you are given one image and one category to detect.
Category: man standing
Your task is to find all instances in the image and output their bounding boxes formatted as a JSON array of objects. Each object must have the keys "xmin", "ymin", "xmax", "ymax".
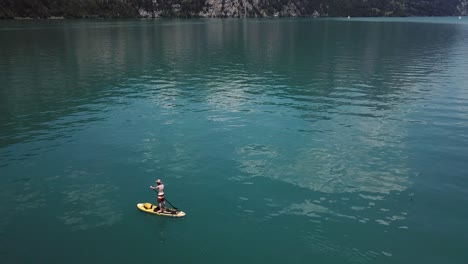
[{"xmin": 150, "ymin": 179, "xmax": 166, "ymax": 212}]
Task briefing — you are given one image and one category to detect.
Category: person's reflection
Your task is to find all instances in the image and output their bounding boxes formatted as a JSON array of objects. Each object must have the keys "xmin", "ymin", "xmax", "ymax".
[{"xmin": 154, "ymin": 218, "xmax": 167, "ymax": 243}]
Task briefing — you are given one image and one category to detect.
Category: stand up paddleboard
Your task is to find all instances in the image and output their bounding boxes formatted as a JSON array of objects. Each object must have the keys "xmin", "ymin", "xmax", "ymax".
[{"xmin": 137, "ymin": 203, "xmax": 186, "ymax": 218}]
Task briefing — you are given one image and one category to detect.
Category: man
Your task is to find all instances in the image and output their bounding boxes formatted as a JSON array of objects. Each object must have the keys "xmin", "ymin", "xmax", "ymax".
[{"xmin": 150, "ymin": 179, "xmax": 166, "ymax": 212}]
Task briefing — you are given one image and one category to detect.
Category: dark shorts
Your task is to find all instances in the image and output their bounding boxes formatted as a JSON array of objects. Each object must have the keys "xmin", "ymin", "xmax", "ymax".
[{"xmin": 158, "ymin": 196, "xmax": 165, "ymax": 202}]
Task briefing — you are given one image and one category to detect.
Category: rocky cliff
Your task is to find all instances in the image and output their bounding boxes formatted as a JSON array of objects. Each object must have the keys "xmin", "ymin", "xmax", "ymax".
[
  {"xmin": 136, "ymin": 0, "xmax": 466, "ymax": 18},
  {"xmin": 1, "ymin": 0, "xmax": 467, "ymax": 19}
]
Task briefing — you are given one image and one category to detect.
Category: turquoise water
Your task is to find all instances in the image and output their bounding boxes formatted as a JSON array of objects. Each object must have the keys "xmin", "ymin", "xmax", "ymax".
[{"xmin": 1, "ymin": 17, "xmax": 468, "ymax": 263}]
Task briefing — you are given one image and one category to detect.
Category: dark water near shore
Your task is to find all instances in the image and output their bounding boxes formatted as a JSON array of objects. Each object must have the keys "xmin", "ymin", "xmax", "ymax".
[{"xmin": 1, "ymin": 17, "xmax": 468, "ymax": 263}]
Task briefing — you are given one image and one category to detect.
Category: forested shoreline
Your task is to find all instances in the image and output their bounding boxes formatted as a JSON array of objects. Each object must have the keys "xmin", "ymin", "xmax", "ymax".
[{"xmin": 1, "ymin": 0, "xmax": 467, "ymax": 19}]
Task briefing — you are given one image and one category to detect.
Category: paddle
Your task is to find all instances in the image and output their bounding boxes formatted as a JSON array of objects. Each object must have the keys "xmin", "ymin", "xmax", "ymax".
[{"xmin": 152, "ymin": 189, "xmax": 179, "ymax": 210}]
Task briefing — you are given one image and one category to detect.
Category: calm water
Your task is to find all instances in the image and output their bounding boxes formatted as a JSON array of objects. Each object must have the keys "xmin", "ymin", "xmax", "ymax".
[{"xmin": 1, "ymin": 17, "xmax": 468, "ymax": 263}]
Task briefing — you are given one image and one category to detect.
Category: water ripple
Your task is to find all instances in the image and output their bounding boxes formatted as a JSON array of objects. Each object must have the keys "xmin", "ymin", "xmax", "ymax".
[{"xmin": 1, "ymin": 18, "xmax": 468, "ymax": 262}]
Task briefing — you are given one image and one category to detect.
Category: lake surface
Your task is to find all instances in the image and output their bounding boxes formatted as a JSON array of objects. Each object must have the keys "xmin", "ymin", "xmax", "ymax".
[{"xmin": 1, "ymin": 17, "xmax": 468, "ymax": 263}]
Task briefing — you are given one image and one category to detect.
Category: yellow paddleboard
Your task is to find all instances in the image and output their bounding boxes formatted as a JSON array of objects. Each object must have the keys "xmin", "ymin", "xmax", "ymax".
[{"xmin": 136, "ymin": 203, "xmax": 186, "ymax": 218}]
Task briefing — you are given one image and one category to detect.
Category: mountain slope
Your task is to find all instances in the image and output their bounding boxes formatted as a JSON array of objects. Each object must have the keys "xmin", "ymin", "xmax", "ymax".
[{"xmin": 0, "ymin": 0, "xmax": 466, "ymax": 19}]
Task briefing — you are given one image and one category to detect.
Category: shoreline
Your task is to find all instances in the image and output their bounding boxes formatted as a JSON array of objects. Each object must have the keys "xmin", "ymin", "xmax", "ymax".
[{"xmin": 3, "ymin": 15, "xmax": 466, "ymax": 20}]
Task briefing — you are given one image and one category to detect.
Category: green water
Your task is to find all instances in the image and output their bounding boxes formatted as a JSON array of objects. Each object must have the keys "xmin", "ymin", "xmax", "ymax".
[{"xmin": 1, "ymin": 17, "xmax": 468, "ymax": 263}]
